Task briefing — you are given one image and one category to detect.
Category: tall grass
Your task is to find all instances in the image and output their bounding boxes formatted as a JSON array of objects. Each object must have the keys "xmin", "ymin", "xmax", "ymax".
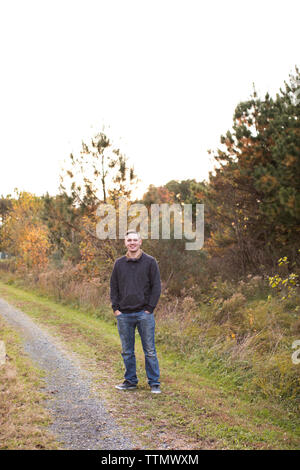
[{"xmin": 0, "ymin": 258, "xmax": 299, "ymax": 410}]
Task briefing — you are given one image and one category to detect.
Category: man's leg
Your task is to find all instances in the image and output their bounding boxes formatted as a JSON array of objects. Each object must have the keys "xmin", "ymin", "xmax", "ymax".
[
  {"xmin": 137, "ymin": 311, "xmax": 160, "ymax": 386},
  {"xmin": 117, "ymin": 313, "xmax": 138, "ymax": 385}
]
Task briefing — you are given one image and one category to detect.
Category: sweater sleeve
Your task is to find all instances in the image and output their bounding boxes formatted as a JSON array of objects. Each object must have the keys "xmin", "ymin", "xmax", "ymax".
[
  {"xmin": 110, "ymin": 261, "xmax": 120, "ymax": 312},
  {"xmin": 145, "ymin": 259, "xmax": 161, "ymax": 313}
]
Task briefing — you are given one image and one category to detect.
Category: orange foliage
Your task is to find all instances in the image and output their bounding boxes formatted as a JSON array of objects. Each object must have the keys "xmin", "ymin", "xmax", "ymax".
[
  {"xmin": 19, "ymin": 225, "xmax": 50, "ymax": 271},
  {"xmin": 1, "ymin": 192, "xmax": 51, "ymax": 272}
]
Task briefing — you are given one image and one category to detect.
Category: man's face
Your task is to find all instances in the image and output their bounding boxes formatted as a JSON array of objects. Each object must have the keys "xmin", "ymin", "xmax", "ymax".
[{"xmin": 125, "ymin": 234, "xmax": 142, "ymax": 253}]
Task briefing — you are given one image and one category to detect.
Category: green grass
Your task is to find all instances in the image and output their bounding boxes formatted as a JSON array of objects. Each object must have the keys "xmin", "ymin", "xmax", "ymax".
[{"xmin": 0, "ymin": 279, "xmax": 299, "ymax": 449}]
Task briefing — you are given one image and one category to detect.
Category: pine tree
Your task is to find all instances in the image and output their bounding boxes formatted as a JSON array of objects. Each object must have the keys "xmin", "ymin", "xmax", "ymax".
[{"xmin": 207, "ymin": 67, "xmax": 300, "ymax": 274}]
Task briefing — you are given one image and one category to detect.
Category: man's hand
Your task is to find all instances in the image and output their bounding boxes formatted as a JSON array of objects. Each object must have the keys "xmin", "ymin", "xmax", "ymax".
[{"xmin": 145, "ymin": 310, "xmax": 151, "ymax": 314}]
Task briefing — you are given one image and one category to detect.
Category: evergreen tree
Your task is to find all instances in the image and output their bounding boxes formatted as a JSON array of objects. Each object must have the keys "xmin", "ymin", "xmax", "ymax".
[{"xmin": 207, "ymin": 67, "xmax": 300, "ymax": 274}]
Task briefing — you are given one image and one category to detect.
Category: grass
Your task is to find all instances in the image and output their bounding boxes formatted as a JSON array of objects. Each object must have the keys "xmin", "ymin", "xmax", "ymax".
[
  {"xmin": 0, "ymin": 315, "xmax": 60, "ymax": 449},
  {"xmin": 0, "ymin": 279, "xmax": 299, "ymax": 449}
]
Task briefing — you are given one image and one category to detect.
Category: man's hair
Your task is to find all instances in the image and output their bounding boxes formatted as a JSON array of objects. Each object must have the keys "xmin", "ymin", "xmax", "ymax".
[{"xmin": 125, "ymin": 230, "xmax": 141, "ymax": 239}]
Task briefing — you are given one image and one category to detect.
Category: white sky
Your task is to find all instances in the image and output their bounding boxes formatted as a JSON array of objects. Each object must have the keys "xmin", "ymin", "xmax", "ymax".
[{"xmin": 0, "ymin": 0, "xmax": 299, "ymax": 200}]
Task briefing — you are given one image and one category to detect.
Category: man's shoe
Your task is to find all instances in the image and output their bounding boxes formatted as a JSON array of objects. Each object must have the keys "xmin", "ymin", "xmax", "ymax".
[
  {"xmin": 150, "ymin": 385, "xmax": 161, "ymax": 394},
  {"xmin": 115, "ymin": 380, "xmax": 137, "ymax": 390}
]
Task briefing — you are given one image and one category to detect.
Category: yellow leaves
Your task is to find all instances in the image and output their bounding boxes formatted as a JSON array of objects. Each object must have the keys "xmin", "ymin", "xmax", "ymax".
[
  {"xmin": 268, "ymin": 274, "xmax": 282, "ymax": 289},
  {"xmin": 278, "ymin": 257, "xmax": 288, "ymax": 266},
  {"xmin": 1, "ymin": 192, "xmax": 50, "ymax": 272},
  {"xmin": 268, "ymin": 256, "xmax": 299, "ymax": 300},
  {"xmin": 226, "ymin": 332, "xmax": 236, "ymax": 341},
  {"xmin": 11, "ymin": 192, "xmax": 43, "ymax": 220},
  {"xmin": 19, "ymin": 225, "xmax": 50, "ymax": 270}
]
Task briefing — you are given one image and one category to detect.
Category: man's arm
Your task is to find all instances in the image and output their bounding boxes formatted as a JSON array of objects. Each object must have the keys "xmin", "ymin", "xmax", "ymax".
[
  {"xmin": 110, "ymin": 261, "xmax": 121, "ymax": 314},
  {"xmin": 144, "ymin": 259, "xmax": 161, "ymax": 313}
]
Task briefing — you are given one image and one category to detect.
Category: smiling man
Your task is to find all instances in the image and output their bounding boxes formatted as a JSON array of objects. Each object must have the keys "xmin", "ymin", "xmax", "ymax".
[{"xmin": 110, "ymin": 230, "xmax": 161, "ymax": 393}]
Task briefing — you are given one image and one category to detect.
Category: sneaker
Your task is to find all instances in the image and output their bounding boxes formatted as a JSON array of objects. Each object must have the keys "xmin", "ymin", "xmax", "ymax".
[
  {"xmin": 115, "ymin": 380, "xmax": 137, "ymax": 390},
  {"xmin": 150, "ymin": 385, "xmax": 161, "ymax": 394}
]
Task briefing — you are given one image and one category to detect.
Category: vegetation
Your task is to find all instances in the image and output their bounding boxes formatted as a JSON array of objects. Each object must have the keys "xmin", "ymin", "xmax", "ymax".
[
  {"xmin": 0, "ymin": 68, "xmax": 299, "ymax": 448},
  {"xmin": 0, "ymin": 280, "xmax": 298, "ymax": 449},
  {"xmin": 0, "ymin": 316, "xmax": 59, "ymax": 449}
]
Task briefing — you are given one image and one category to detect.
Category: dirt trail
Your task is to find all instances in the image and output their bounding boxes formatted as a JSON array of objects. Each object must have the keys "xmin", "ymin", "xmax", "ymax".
[{"xmin": 0, "ymin": 297, "xmax": 136, "ymax": 450}]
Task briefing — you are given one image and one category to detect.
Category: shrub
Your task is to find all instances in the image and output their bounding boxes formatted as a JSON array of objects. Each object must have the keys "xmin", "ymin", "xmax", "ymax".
[
  {"xmin": 214, "ymin": 293, "xmax": 247, "ymax": 325},
  {"xmin": 237, "ymin": 275, "xmax": 268, "ymax": 298},
  {"xmin": 268, "ymin": 255, "xmax": 300, "ymax": 300}
]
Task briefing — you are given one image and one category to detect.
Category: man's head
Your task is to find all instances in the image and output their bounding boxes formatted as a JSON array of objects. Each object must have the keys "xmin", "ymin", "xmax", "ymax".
[{"xmin": 124, "ymin": 230, "xmax": 142, "ymax": 254}]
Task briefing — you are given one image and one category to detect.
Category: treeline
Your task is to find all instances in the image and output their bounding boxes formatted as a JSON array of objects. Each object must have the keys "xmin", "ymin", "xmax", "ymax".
[
  {"xmin": 0, "ymin": 69, "xmax": 299, "ymax": 296},
  {"xmin": 1, "ymin": 69, "xmax": 300, "ymax": 405}
]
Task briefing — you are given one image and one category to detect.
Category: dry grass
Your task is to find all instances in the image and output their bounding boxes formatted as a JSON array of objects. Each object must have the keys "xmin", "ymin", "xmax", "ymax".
[
  {"xmin": 0, "ymin": 317, "xmax": 59, "ymax": 449},
  {"xmin": 4, "ymin": 263, "xmax": 299, "ymax": 405},
  {"xmin": 0, "ymin": 281, "xmax": 299, "ymax": 449},
  {"xmin": 0, "ymin": 263, "xmax": 299, "ymax": 445}
]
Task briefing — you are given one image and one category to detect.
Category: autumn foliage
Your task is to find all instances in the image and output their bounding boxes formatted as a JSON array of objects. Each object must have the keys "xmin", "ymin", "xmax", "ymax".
[
  {"xmin": 0, "ymin": 69, "xmax": 299, "ymax": 288},
  {"xmin": 0, "ymin": 70, "xmax": 299, "ymax": 407},
  {"xmin": 1, "ymin": 192, "xmax": 50, "ymax": 272}
]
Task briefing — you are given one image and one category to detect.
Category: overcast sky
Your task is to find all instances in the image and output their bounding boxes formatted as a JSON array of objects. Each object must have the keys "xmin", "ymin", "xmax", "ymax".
[{"xmin": 0, "ymin": 0, "xmax": 299, "ymax": 199}]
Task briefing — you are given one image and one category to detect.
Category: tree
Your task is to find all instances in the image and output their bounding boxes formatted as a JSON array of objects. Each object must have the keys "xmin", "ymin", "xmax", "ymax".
[
  {"xmin": 0, "ymin": 196, "xmax": 13, "ymax": 251},
  {"xmin": 40, "ymin": 192, "xmax": 81, "ymax": 263},
  {"xmin": 59, "ymin": 131, "xmax": 138, "ymax": 210},
  {"xmin": 1, "ymin": 192, "xmax": 50, "ymax": 271},
  {"xmin": 165, "ymin": 179, "xmax": 206, "ymax": 205},
  {"xmin": 55, "ymin": 130, "xmax": 139, "ymax": 272},
  {"xmin": 207, "ymin": 67, "xmax": 300, "ymax": 275},
  {"xmin": 142, "ymin": 184, "xmax": 175, "ymax": 206}
]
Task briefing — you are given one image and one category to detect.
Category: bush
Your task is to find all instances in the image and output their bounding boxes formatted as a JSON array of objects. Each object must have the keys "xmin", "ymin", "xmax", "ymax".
[
  {"xmin": 213, "ymin": 293, "xmax": 247, "ymax": 326},
  {"xmin": 237, "ymin": 275, "xmax": 268, "ymax": 298}
]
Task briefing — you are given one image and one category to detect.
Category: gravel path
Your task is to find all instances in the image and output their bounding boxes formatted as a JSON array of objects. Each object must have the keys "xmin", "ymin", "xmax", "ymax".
[{"xmin": 0, "ymin": 297, "xmax": 135, "ymax": 450}]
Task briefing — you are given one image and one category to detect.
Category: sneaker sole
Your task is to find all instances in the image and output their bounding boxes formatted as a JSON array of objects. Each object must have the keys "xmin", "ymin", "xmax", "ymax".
[
  {"xmin": 115, "ymin": 385, "xmax": 137, "ymax": 390},
  {"xmin": 151, "ymin": 390, "xmax": 161, "ymax": 394}
]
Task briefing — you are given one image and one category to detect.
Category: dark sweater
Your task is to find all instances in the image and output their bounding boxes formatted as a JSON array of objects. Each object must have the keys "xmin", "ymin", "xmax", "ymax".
[{"xmin": 110, "ymin": 252, "xmax": 161, "ymax": 313}]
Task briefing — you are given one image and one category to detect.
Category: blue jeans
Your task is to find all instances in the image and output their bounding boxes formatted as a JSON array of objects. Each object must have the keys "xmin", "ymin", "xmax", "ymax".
[{"xmin": 117, "ymin": 310, "xmax": 160, "ymax": 386}]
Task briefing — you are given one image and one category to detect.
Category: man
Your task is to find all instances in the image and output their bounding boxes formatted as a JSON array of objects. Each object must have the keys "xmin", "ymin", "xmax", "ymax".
[{"xmin": 110, "ymin": 230, "xmax": 161, "ymax": 394}]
